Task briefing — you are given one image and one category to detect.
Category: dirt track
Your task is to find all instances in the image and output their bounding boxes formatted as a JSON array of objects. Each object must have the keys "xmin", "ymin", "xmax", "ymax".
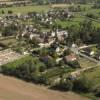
[{"xmin": 0, "ymin": 74, "xmax": 90, "ymax": 100}]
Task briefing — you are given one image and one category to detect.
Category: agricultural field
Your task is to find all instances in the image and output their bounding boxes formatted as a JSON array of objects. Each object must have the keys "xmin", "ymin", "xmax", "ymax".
[
  {"xmin": 0, "ymin": 74, "xmax": 90, "ymax": 100},
  {"xmin": 0, "ymin": 5, "xmax": 50, "ymax": 15},
  {"xmin": 0, "ymin": 4, "xmax": 99, "ymax": 28}
]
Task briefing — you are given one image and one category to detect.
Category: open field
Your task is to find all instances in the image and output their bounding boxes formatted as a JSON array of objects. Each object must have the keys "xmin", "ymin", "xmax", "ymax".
[
  {"xmin": 0, "ymin": 74, "xmax": 90, "ymax": 100},
  {"xmin": 83, "ymin": 67, "xmax": 100, "ymax": 85},
  {"xmin": 51, "ymin": 4, "xmax": 70, "ymax": 8},
  {"xmin": 0, "ymin": 5, "xmax": 50, "ymax": 15},
  {"xmin": 0, "ymin": 37, "xmax": 17, "ymax": 46}
]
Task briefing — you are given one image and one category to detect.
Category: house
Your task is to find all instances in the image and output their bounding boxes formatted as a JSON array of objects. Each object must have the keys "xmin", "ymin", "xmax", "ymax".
[
  {"xmin": 64, "ymin": 53, "xmax": 77, "ymax": 62},
  {"xmin": 51, "ymin": 31, "xmax": 56, "ymax": 37},
  {"xmin": 56, "ymin": 58, "xmax": 63, "ymax": 63},
  {"xmin": 64, "ymin": 53, "xmax": 80, "ymax": 68},
  {"xmin": 57, "ymin": 30, "xmax": 68, "ymax": 37},
  {"xmin": 56, "ymin": 30, "xmax": 68, "ymax": 41},
  {"xmin": 39, "ymin": 39, "xmax": 55, "ymax": 48},
  {"xmin": 56, "ymin": 47, "xmax": 60, "ymax": 53}
]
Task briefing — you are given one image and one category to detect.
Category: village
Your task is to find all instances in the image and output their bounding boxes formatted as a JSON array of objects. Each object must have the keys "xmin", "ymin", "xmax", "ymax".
[{"xmin": 0, "ymin": 0, "xmax": 100, "ymax": 99}]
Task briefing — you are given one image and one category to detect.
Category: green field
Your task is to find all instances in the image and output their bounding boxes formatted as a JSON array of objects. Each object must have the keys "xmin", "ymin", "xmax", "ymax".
[
  {"xmin": 3, "ymin": 55, "xmax": 44, "ymax": 70},
  {"xmin": 0, "ymin": 5, "xmax": 50, "ymax": 15},
  {"xmin": 0, "ymin": 4, "xmax": 99, "ymax": 28},
  {"xmin": 83, "ymin": 67, "xmax": 100, "ymax": 85}
]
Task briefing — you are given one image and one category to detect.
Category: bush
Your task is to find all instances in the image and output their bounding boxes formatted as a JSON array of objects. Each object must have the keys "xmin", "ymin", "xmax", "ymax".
[
  {"xmin": 93, "ymin": 85, "xmax": 100, "ymax": 97},
  {"xmin": 1, "ymin": 10, "xmax": 5, "ymax": 14},
  {"xmin": 52, "ymin": 78, "xmax": 73, "ymax": 91},
  {"xmin": 73, "ymin": 75, "xmax": 93, "ymax": 93},
  {"xmin": 1, "ymin": 60, "xmax": 48, "ymax": 84},
  {"xmin": 8, "ymin": 10, "xmax": 13, "ymax": 14}
]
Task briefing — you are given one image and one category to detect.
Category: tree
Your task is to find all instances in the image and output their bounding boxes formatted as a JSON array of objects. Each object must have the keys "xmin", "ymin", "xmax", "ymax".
[
  {"xmin": 39, "ymin": 65, "xmax": 47, "ymax": 72},
  {"xmin": 52, "ymin": 78, "xmax": 73, "ymax": 91},
  {"xmin": 8, "ymin": 10, "xmax": 13, "ymax": 14},
  {"xmin": 2, "ymin": 23, "xmax": 18, "ymax": 36},
  {"xmin": 16, "ymin": 61, "xmax": 36, "ymax": 80},
  {"xmin": 79, "ymin": 19, "xmax": 95, "ymax": 44},
  {"xmin": 1, "ymin": 10, "xmax": 5, "ymax": 14},
  {"xmin": 46, "ymin": 58, "xmax": 56, "ymax": 68},
  {"xmin": 68, "ymin": 24, "xmax": 80, "ymax": 43},
  {"xmin": 73, "ymin": 75, "xmax": 93, "ymax": 93},
  {"xmin": 93, "ymin": 85, "xmax": 100, "ymax": 97},
  {"xmin": 59, "ymin": 78, "xmax": 73, "ymax": 91},
  {"xmin": 29, "ymin": 37, "xmax": 39, "ymax": 47}
]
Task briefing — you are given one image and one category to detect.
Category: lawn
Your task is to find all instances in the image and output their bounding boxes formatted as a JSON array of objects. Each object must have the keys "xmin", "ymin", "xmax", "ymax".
[
  {"xmin": 83, "ymin": 67, "xmax": 100, "ymax": 86},
  {"xmin": 56, "ymin": 17, "xmax": 83, "ymax": 28},
  {"xmin": 56, "ymin": 15, "xmax": 100, "ymax": 28},
  {"xmin": 80, "ymin": 67, "xmax": 100, "ymax": 100}
]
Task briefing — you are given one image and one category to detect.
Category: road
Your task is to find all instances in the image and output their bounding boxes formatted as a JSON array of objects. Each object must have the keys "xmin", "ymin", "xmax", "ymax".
[
  {"xmin": 71, "ymin": 63, "xmax": 100, "ymax": 78},
  {"xmin": 69, "ymin": 46, "xmax": 100, "ymax": 77}
]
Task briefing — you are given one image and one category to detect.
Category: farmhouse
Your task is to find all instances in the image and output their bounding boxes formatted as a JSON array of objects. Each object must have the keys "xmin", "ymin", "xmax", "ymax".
[{"xmin": 64, "ymin": 53, "xmax": 77, "ymax": 62}]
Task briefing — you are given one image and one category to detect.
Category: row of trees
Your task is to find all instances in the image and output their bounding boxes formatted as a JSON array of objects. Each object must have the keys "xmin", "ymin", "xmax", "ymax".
[
  {"xmin": 1, "ymin": 23, "xmax": 18, "ymax": 36},
  {"xmin": 49, "ymin": 0, "xmax": 93, "ymax": 4},
  {"xmin": 52, "ymin": 75, "xmax": 100, "ymax": 97},
  {"xmin": 67, "ymin": 19, "xmax": 100, "ymax": 45},
  {"xmin": 52, "ymin": 75, "xmax": 92, "ymax": 92},
  {"xmin": 1, "ymin": 60, "xmax": 47, "ymax": 84}
]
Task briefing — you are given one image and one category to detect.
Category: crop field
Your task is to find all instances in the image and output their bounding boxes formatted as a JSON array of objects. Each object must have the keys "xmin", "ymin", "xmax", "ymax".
[{"xmin": 0, "ymin": 74, "xmax": 90, "ymax": 100}]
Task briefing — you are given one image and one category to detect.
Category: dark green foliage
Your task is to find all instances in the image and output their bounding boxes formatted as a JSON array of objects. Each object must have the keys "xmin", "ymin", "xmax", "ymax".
[
  {"xmin": 79, "ymin": 19, "xmax": 94, "ymax": 44},
  {"xmin": 39, "ymin": 65, "xmax": 47, "ymax": 72},
  {"xmin": 63, "ymin": 49, "xmax": 72, "ymax": 56},
  {"xmin": 93, "ymin": 85, "xmax": 100, "ymax": 97},
  {"xmin": 67, "ymin": 60, "xmax": 81, "ymax": 68},
  {"xmin": 1, "ymin": 10, "xmax": 5, "ymax": 14},
  {"xmin": 86, "ymin": 13, "xmax": 98, "ymax": 19},
  {"xmin": 2, "ymin": 23, "xmax": 18, "ymax": 36},
  {"xmin": 1, "ymin": 59, "xmax": 48, "ymax": 84},
  {"xmin": 73, "ymin": 75, "xmax": 93, "ymax": 93},
  {"xmin": 8, "ymin": 10, "xmax": 13, "ymax": 14},
  {"xmin": 52, "ymin": 78, "xmax": 73, "ymax": 91}
]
